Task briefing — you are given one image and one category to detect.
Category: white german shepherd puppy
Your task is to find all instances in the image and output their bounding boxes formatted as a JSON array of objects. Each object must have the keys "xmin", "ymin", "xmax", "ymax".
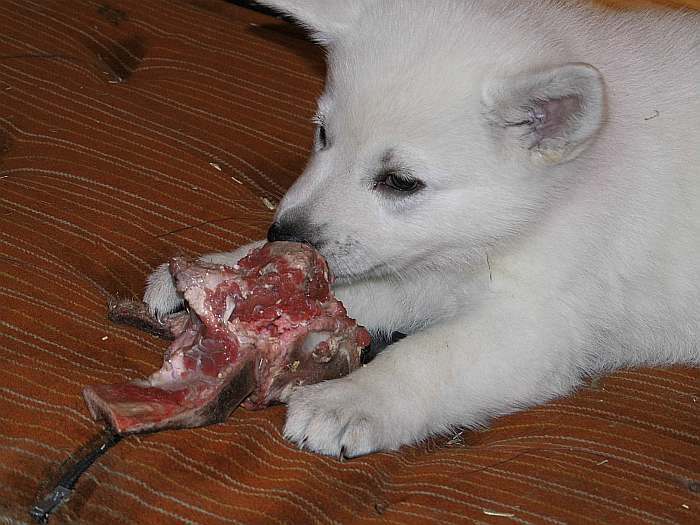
[{"xmin": 145, "ymin": 0, "xmax": 700, "ymax": 457}]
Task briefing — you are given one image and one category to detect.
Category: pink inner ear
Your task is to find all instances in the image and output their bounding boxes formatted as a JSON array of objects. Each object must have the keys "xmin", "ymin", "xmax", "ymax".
[{"xmin": 532, "ymin": 95, "xmax": 583, "ymax": 142}]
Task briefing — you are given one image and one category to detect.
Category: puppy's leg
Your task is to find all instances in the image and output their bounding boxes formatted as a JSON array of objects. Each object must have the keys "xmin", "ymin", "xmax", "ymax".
[
  {"xmin": 284, "ymin": 300, "xmax": 585, "ymax": 457},
  {"xmin": 143, "ymin": 240, "xmax": 265, "ymax": 317}
]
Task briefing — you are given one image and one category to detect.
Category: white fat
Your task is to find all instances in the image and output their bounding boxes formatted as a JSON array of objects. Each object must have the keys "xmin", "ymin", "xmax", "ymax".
[
  {"xmin": 204, "ymin": 270, "xmax": 227, "ymax": 290},
  {"xmin": 148, "ymin": 353, "xmax": 184, "ymax": 387},
  {"xmin": 223, "ymin": 296, "xmax": 235, "ymax": 322},
  {"xmin": 260, "ymin": 263, "xmax": 277, "ymax": 275},
  {"xmin": 183, "ymin": 288, "xmax": 207, "ymax": 316},
  {"xmin": 301, "ymin": 331, "xmax": 332, "ymax": 354}
]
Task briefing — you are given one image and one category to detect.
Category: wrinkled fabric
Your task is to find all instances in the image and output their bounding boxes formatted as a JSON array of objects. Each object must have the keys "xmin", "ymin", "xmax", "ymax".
[{"xmin": 0, "ymin": 1, "xmax": 697, "ymax": 523}]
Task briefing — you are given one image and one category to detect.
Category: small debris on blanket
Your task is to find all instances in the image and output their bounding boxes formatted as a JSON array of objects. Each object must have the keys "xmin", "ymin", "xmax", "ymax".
[
  {"xmin": 446, "ymin": 430, "xmax": 465, "ymax": 446},
  {"xmin": 644, "ymin": 110, "xmax": 660, "ymax": 121},
  {"xmin": 262, "ymin": 197, "xmax": 277, "ymax": 210},
  {"xmin": 596, "ymin": 459, "xmax": 609, "ymax": 466},
  {"xmin": 101, "ymin": 336, "xmax": 109, "ymax": 341},
  {"xmin": 482, "ymin": 509, "xmax": 515, "ymax": 517},
  {"xmin": 209, "ymin": 161, "xmax": 222, "ymax": 171},
  {"xmin": 230, "ymin": 176, "xmax": 243, "ymax": 184}
]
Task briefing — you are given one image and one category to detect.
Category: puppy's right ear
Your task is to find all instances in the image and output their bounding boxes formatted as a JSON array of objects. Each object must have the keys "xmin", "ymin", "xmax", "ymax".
[{"xmin": 255, "ymin": 0, "xmax": 363, "ymax": 43}]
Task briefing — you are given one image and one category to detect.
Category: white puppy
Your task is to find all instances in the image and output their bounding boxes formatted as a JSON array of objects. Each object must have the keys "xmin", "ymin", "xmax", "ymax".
[{"xmin": 145, "ymin": 0, "xmax": 700, "ymax": 457}]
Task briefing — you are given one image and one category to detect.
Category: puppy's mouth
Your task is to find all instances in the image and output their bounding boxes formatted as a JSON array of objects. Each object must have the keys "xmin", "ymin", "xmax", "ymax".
[
  {"xmin": 311, "ymin": 237, "xmax": 396, "ymax": 283},
  {"xmin": 326, "ymin": 257, "xmax": 392, "ymax": 284}
]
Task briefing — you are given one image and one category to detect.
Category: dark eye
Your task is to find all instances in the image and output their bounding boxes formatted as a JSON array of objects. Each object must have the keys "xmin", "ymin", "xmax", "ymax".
[
  {"xmin": 381, "ymin": 172, "xmax": 423, "ymax": 193},
  {"xmin": 316, "ymin": 124, "xmax": 328, "ymax": 150}
]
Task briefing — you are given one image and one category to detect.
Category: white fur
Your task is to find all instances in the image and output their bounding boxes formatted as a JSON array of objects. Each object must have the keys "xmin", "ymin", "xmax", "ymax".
[{"xmin": 146, "ymin": 0, "xmax": 700, "ymax": 456}]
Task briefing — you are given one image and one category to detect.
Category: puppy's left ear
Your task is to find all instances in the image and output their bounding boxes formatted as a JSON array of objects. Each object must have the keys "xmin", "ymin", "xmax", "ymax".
[{"xmin": 483, "ymin": 63, "xmax": 605, "ymax": 165}]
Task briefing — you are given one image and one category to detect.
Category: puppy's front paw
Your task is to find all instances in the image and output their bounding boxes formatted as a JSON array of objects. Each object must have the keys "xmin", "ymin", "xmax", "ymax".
[
  {"xmin": 284, "ymin": 379, "xmax": 399, "ymax": 458},
  {"xmin": 143, "ymin": 262, "xmax": 183, "ymax": 318}
]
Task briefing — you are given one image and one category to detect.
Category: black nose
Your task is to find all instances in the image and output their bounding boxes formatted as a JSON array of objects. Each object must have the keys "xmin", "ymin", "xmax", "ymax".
[{"xmin": 267, "ymin": 221, "xmax": 308, "ymax": 243}]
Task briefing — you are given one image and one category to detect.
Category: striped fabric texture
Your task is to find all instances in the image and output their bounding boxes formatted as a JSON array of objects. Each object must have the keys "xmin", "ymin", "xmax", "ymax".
[{"xmin": 0, "ymin": 1, "xmax": 698, "ymax": 523}]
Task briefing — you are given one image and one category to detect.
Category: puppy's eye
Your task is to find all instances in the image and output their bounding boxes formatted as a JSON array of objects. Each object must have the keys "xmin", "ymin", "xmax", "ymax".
[
  {"xmin": 378, "ymin": 172, "xmax": 424, "ymax": 194},
  {"xmin": 316, "ymin": 124, "xmax": 328, "ymax": 150}
]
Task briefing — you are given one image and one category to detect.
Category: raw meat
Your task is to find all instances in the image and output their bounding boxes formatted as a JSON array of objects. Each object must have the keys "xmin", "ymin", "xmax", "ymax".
[{"xmin": 84, "ymin": 242, "xmax": 371, "ymax": 435}]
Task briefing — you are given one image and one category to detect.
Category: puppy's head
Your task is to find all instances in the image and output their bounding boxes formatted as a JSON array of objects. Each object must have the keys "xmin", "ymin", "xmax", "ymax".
[{"xmin": 260, "ymin": 0, "xmax": 605, "ymax": 282}]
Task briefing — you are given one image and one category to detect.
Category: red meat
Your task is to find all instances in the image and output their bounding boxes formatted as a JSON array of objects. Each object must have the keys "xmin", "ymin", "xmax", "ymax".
[{"xmin": 84, "ymin": 242, "xmax": 371, "ymax": 435}]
